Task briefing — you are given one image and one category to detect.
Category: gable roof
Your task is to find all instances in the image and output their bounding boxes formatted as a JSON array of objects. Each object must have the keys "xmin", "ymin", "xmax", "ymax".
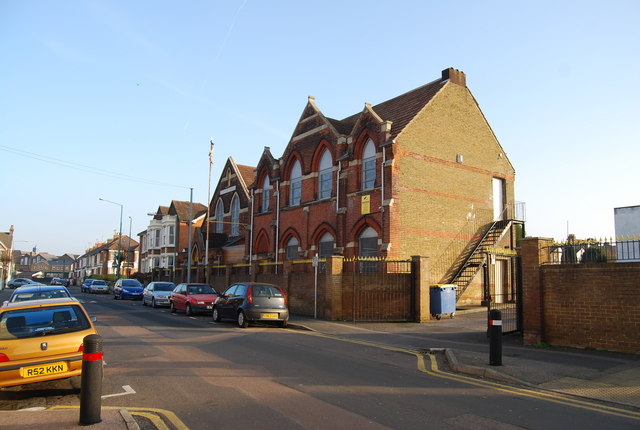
[
  {"xmin": 340, "ymin": 77, "xmax": 446, "ymax": 139},
  {"xmin": 170, "ymin": 200, "xmax": 208, "ymax": 222},
  {"xmin": 236, "ymin": 164, "xmax": 255, "ymax": 189}
]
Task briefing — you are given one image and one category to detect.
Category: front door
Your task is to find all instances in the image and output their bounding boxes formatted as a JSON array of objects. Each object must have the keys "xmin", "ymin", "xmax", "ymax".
[{"xmin": 493, "ymin": 178, "xmax": 505, "ymax": 221}]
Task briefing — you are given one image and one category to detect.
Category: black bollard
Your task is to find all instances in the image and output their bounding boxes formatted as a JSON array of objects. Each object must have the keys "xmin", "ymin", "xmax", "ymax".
[
  {"xmin": 79, "ymin": 334, "xmax": 103, "ymax": 425},
  {"xmin": 489, "ymin": 309, "xmax": 502, "ymax": 366}
]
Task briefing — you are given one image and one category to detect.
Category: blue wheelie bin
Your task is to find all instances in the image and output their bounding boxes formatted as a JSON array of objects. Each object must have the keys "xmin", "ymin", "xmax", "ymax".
[{"xmin": 430, "ymin": 284, "xmax": 457, "ymax": 320}]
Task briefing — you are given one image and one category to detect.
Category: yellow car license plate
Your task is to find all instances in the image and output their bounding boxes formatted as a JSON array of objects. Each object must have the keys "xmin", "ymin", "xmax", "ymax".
[
  {"xmin": 20, "ymin": 362, "xmax": 68, "ymax": 378},
  {"xmin": 261, "ymin": 313, "xmax": 278, "ymax": 319}
]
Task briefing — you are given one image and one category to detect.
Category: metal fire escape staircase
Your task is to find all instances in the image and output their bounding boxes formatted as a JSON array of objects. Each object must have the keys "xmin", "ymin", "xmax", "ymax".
[{"xmin": 449, "ymin": 219, "xmax": 512, "ymax": 301}]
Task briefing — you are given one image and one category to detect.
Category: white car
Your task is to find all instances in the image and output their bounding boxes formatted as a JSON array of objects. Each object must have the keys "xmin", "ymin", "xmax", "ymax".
[{"xmin": 88, "ymin": 280, "xmax": 109, "ymax": 294}]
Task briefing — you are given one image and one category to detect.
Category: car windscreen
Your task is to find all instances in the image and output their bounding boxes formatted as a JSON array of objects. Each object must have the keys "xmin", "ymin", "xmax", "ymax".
[
  {"xmin": 187, "ymin": 285, "xmax": 215, "ymax": 295},
  {"xmin": 0, "ymin": 305, "xmax": 91, "ymax": 340},
  {"xmin": 155, "ymin": 283, "xmax": 175, "ymax": 291},
  {"xmin": 122, "ymin": 280, "xmax": 142, "ymax": 287},
  {"xmin": 92, "ymin": 280, "xmax": 107, "ymax": 285}
]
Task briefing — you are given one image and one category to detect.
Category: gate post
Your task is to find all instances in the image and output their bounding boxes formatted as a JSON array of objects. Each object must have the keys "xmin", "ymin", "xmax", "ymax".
[
  {"xmin": 411, "ymin": 256, "xmax": 430, "ymax": 322},
  {"xmin": 521, "ymin": 237, "xmax": 552, "ymax": 345}
]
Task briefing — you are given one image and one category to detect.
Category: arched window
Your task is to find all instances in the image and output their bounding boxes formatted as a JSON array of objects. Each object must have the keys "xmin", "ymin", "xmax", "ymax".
[
  {"xmin": 261, "ymin": 175, "xmax": 270, "ymax": 212},
  {"xmin": 362, "ymin": 139, "xmax": 376, "ymax": 190},
  {"xmin": 286, "ymin": 236, "xmax": 299, "ymax": 260},
  {"xmin": 230, "ymin": 194, "xmax": 240, "ymax": 236},
  {"xmin": 318, "ymin": 232, "xmax": 335, "ymax": 257},
  {"xmin": 289, "ymin": 160, "xmax": 302, "ymax": 206},
  {"xmin": 215, "ymin": 199, "xmax": 224, "ymax": 233},
  {"xmin": 359, "ymin": 227, "xmax": 378, "ymax": 273},
  {"xmin": 318, "ymin": 150, "xmax": 333, "ymax": 200}
]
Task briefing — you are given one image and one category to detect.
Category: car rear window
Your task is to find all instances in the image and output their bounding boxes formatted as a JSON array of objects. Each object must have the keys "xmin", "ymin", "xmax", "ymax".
[
  {"xmin": 155, "ymin": 283, "xmax": 175, "ymax": 291},
  {"xmin": 10, "ymin": 289, "xmax": 71, "ymax": 302},
  {"xmin": 0, "ymin": 305, "xmax": 91, "ymax": 340},
  {"xmin": 252, "ymin": 285, "xmax": 284, "ymax": 297}
]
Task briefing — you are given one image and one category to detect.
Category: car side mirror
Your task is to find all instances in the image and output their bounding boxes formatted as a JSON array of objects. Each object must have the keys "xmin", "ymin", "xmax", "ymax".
[{"xmin": 91, "ymin": 316, "xmax": 97, "ymax": 322}]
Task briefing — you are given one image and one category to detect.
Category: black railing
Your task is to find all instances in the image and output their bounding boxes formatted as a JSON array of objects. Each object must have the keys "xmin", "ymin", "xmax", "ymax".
[{"xmin": 546, "ymin": 238, "xmax": 640, "ymax": 264}]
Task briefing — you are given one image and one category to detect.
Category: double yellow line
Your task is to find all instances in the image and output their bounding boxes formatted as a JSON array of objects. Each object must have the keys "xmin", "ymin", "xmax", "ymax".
[{"xmin": 299, "ymin": 330, "xmax": 640, "ymax": 422}]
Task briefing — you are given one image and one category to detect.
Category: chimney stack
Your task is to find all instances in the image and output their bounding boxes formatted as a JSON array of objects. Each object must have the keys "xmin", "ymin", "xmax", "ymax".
[{"xmin": 441, "ymin": 67, "xmax": 466, "ymax": 87}]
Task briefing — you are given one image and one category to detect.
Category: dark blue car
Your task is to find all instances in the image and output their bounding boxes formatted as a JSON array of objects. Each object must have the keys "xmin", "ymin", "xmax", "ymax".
[{"xmin": 113, "ymin": 278, "xmax": 143, "ymax": 300}]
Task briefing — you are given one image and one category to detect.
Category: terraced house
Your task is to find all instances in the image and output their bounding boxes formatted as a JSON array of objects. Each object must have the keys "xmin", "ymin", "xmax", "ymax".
[{"xmin": 207, "ymin": 67, "xmax": 524, "ymax": 307}]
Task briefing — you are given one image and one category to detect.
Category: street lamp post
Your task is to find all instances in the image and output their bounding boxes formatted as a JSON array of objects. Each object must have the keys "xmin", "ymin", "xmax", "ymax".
[
  {"xmin": 128, "ymin": 216, "xmax": 132, "ymax": 277},
  {"xmin": 99, "ymin": 197, "xmax": 123, "ymax": 279}
]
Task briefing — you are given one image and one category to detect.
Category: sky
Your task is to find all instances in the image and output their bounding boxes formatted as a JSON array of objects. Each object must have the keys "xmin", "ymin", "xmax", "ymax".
[{"xmin": 1, "ymin": 0, "xmax": 639, "ymax": 256}]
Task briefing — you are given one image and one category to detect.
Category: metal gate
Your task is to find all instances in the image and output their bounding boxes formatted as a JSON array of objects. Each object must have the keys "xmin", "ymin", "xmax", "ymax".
[
  {"xmin": 344, "ymin": 259, "xmax": 415, "ymax": 322},
  {"xmin": 488, "ymin": 257, "xmax": 522, "ymax": 333}
]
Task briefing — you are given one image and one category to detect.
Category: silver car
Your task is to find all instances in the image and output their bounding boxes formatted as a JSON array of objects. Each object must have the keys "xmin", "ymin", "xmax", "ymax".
[
  {"xmin": 142, "ymin": 282, "xmax": 176, "ymax": 308},
  {"xmin": 88, "ymin": 280, "xmax": 109, "ymax": 294}
]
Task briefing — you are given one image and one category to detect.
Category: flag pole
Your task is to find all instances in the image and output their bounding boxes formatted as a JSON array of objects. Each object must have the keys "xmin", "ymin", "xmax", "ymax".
[{"xmin": 206, "ymin": 138, "xmax": 214, "ymax": 273}]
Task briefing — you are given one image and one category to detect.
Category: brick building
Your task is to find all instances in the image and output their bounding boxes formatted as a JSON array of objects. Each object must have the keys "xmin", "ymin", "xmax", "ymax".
[{"xmin": 207, "ymin": 68, "xmax": 522, "ymax": 304}]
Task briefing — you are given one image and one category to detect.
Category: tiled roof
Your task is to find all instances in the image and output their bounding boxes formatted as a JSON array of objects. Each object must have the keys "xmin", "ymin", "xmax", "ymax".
[
  {"xmin": 171, "ymin": 200, "xmax": 208, "ymax": 222},
  {"xmin": 236, "ymin": 164, "xmax": 255, "ymax": 189},
  {"xmin": 341, "ymin": 78, "xmax": 446, "ymax": 139}
]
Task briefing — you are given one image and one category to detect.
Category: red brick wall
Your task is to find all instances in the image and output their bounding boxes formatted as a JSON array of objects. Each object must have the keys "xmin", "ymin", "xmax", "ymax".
[
  {"xmin": 541, "ymin": 263, "xmax": 640, "ymax": 353},
  {"xmin": 522, "ymin": 237, "xmax": 640, "ymax": 354}
]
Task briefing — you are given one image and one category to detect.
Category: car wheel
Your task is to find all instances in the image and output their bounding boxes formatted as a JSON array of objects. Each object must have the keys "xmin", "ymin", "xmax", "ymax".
[
  {"xmin": 170, "ymin": 302, "xmax": 176, "ymax": 313},
  {"xmin": 186, "ymin": 304, "xmax": 193, "ymax": 316},
  {"xmin": 237, "ymin": 310, "xmax": 249, "ymax": 328},
  {"xmin": 151, "ymin": 298, "xmax": 156, "ymax": 308},
  {"xmin": 212, "ymin": 307, "xmax": 221, "ymax": 322}
]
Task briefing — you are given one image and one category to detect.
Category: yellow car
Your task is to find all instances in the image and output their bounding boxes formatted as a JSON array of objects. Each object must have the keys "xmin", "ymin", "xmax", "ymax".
[{"xmin": 0, "ymin": 297, "xmax": 98, "ymax": 388}]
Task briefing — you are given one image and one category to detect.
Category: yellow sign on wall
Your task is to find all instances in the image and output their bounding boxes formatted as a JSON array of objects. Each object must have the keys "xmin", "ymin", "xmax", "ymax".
[{"xmin": 361, "ymin": 195, "xmax": 370, "ymax": 214}]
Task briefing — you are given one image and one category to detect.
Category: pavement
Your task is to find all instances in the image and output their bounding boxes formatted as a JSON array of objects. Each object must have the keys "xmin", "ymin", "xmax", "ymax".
[{"xmin": 1, "ymin": 304, "xmax": 639, "ymax": 429}]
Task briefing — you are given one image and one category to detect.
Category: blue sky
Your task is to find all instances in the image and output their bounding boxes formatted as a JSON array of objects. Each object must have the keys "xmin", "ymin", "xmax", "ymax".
[{"xmin": 1, "ymin": 0, "xmax": 639, "ymax": 256}]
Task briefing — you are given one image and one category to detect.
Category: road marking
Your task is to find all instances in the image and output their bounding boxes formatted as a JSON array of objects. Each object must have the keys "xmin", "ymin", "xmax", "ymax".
[
  {"xmin": 101, "ymin": 384, "xmax": 136, "ymax": 399},
  {"xmin": 51, "ymin": 406, "xmax": 188, "ymax": 430},
  {"xmin": 294, "ymin": 330, "xmax": 640, "ymax": 421},
  {"xmin": 132, "ymin": 411, "xmax": 171, "ymax": 430}
]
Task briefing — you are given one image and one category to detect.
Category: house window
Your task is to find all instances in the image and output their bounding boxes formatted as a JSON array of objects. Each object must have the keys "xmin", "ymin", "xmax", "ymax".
[
  {"xmin": 289, "ymin": 160, "xmax": 302, "ymax": 206},
  {"xmin": 318, "ymin": 149, "xmax": 333, "ymax": 200},
  {"xmin": 359, "ymin": 227, "xmax": 378, "ymax": 273},
  {"xmin": 286, "ymin": 237, "xmax": 299, "ymax": 260},
  {"xmin": 168, "ymin": 225, "xmax": 175, "ymax": 245},
  {"xmin": 230, "ymin": 194, "xmax": 240, "ymax": 236},
  {"xmin": 318, "ymin": 232, "xmax": 335, "ymax": 257},
  {"xmin": 261, "ymin": 175, "xmax": 270, "ymax": 212},
  {"xmin": 155, "ymin": 229, "xmax": 160, "ymax": 248},
  {"xmin": 362, "ymin": 139, "xmax": 376, "ymax": 190},
  {"xmin": 215, "ymin": 199, "xmax": 224, "ymax": 234},
  {"xmin": 167, "ymin": 256, "xmax": 174, "ymax": 268}
]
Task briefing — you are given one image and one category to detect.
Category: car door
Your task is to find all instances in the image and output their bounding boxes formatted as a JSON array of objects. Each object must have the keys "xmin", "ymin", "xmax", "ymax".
[
  {"xmin": 217, "ymin": 285, "xmax": 237, "ymax": 318},
  {"xmin": 143, "ymin": 284, "xmax": 152, "ymax": 304},
  {"xmin": 175, "ymin": 285, "xmax": 187, "ymax": 310},
  {"xmin": 231, "ymin": 284, "xmax": 248, "ymax": 314}
]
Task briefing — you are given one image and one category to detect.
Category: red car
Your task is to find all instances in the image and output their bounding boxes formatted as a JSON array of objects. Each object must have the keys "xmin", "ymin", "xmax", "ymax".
[{"xmin": 170, "ymin": 283, "xmax": 218, "ymax": 316}]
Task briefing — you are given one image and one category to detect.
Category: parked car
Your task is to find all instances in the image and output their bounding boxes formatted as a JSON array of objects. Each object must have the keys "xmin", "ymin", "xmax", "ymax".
[
  {"xmin": 213, "ymin": 282, "xmax": 289, "ymax": 328},
  {"xmin": 142, "ymin": 282, "xmax": 176, "ymax": 308},
  {"xmin": 0, "ymin": 297, "xmax": 98, "ymax": 388},
  {"xmin": 7, "ymin": 285, "xmax": 72, "ymax": 303},
  {"xmin": 87, "ymin": 280, "xmax": 109, "ymax": 294},
  {"xmin": 81, "ymin": 279, "xmax": 95, "ymax": 293},
  {"xmin": 170, "ymin": 283, "xmax": 218, "ymax": 316},
  {"xmin": 7, "ymin": 278, "xmax": 35, "ymax": 289},
  {"xmin": 113, "ymin": 278, "xmax": 143, "ymax": 300},
  {"xmin": 50, "ymin": 278, "xmax": 70, "ymax": 287}
]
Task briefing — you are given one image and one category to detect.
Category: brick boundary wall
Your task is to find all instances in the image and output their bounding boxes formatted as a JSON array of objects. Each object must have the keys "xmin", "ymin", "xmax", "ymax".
[{"xmin": 522, "ymin": 237, "xmax": 640, "ymax": 354}]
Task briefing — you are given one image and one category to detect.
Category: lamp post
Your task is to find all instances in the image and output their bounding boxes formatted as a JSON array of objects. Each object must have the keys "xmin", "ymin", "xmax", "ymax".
[
  {"xmin": 128, "ymin": 216, "xmax": 132, "ymax": 277},
  {"xmin": 99, "ymin": 198, "xmax": 123, "ymax": 279}
]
